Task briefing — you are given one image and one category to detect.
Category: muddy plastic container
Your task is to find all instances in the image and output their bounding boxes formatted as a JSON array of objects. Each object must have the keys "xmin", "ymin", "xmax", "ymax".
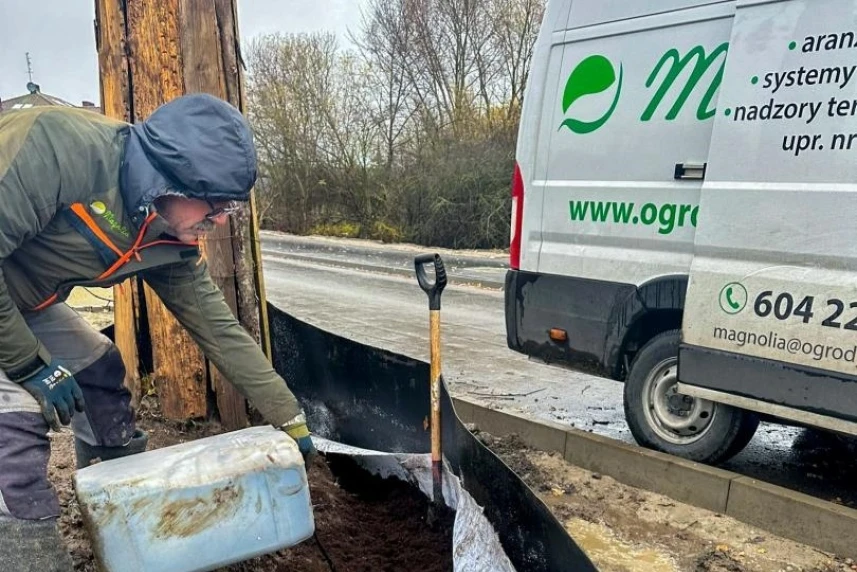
[{"xmin": 73, "ymin": 426, "xmax": 314, "ymax": 572}]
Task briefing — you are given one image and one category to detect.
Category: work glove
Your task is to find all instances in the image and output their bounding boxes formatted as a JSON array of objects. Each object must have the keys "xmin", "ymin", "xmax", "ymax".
[
  {"xmin": 281, "ymin": 414, "xmax": 317, "ymax": 463},
  {"xmin": 18, "ymin": 360, "xmax": 86, "ymax": 432}
]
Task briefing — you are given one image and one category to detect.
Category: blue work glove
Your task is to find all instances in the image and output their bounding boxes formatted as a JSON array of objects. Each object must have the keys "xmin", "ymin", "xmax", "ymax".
[
  {"xmin": 281, "ymin": 415, "xmax": 317, "ymax": 462},
  {"xmin": 18, "ymin": 360, "xmax": 86, "ymax": 432}
]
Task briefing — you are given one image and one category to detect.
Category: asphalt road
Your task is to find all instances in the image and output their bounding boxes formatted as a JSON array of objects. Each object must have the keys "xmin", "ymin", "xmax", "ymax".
[{"xmin": 261, "ymin": 232, "xmax": 857, "ymax": 509}]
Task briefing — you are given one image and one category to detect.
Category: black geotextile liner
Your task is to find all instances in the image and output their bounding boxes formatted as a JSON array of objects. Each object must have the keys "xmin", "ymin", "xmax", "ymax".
[{"xmin": 267, "ymin": 303, "xmax": 597, "ymax": 572}]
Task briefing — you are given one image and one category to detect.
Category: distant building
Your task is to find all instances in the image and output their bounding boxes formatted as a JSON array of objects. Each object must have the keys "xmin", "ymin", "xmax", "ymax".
[{"xmin": 0, "ymin": 82, "xmax": 102, "ymax": 114}]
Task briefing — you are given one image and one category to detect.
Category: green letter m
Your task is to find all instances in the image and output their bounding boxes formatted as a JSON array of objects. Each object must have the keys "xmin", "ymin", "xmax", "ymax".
[{"xmin": 641, "ymin": 43, "xmax": 728, "ymax": 121}]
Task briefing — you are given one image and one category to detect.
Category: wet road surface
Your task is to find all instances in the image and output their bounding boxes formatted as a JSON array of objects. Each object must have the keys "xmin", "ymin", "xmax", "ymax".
[{"xmin": 261, "ymin": 232, "xmax": 857, "ymax": 509}]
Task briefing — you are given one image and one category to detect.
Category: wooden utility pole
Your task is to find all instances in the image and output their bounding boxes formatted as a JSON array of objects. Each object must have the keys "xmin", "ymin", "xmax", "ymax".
[{"xmin": 94, "ymin": 0, "xmax": 271, "ymax": 429}]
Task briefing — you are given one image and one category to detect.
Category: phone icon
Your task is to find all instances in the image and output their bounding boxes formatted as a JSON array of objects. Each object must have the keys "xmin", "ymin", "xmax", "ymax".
[
  {"xmin": 726, "ymin": 287, "xmax": 740, "ymax": 310},
  {"xmin": 720, "ymin": 282, "xmax": 747, "ymax": 314}
]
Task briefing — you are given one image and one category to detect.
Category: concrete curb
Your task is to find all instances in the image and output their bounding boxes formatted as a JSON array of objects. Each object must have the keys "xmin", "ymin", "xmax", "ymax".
[
  {"xmin": 261, "ymin": 249, "xmax": 507, "ymax": 290},
  {"xmin": 451, "ymin": 396, "xmax": 857, "ymax": 559}
]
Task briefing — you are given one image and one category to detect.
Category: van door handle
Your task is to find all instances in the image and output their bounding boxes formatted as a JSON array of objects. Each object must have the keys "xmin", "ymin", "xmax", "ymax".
[{"xmin": 674, "ymin": 162, "xmax": 707, "ymax": 180}]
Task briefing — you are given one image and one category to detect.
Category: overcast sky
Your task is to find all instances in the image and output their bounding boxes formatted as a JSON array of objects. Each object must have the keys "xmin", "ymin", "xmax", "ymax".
[{"xmin": 0, "ymin": 0, "xmax": 367, "ymax": 105}]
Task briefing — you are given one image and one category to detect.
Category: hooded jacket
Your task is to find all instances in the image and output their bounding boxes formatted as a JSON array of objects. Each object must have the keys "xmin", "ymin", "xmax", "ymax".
[{"xmin": 0, "ymin": 94, "xmax": 301, "ymax": 427}]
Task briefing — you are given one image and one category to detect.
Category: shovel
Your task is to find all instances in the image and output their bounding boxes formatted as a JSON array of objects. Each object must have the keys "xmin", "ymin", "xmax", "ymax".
[{"xmin": 414, "ymin": 253, "xmax": 447, "ymax": 511}]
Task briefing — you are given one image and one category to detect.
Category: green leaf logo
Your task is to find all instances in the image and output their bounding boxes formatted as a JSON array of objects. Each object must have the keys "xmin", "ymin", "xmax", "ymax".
[
  {"xmin": 90, "ymin": 201, "xmax": 108, "ymax": 215},
  {"xmin": 560, "ymin": 55, "xmax": 623, "ymax": 134}
]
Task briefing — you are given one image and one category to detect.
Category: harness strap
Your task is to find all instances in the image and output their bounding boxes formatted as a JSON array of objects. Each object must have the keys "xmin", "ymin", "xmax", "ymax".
[
  {"xmin": 95, "ymin": 210, "xmax": 158, "ymax": 281},
  {"xmin": 33, "ymin": 204, "xmax": 196, "ymax": 311},
  {"xmin": 69, "ymin": 204, "xmax": 125, "ymax": 259}
]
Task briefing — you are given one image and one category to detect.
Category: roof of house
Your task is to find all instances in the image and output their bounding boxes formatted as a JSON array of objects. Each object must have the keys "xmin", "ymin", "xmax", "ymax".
[{"xmin": 0, "ymin": 82, "xmax": 101, "ymax": 114}]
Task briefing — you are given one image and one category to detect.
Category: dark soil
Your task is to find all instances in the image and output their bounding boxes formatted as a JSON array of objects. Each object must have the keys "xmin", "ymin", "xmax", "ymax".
[
  {"xmin": 471, "ymin": 431, "xmax": 548, "ymax": 491},
  {"xmin": 51, "ymin": 398, "xmax": 454, "ymax": 572},
  {"xmin": 223, "ymin": 455, "xmax": 455, "ymax": 572}
]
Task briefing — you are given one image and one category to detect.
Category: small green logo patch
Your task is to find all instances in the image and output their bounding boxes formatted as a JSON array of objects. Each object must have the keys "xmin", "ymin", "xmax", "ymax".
[
  {"xmin": 90, "ymin": 200, "xmax": 130, "ymax": 238},
  {"xmin": 90, "ymin": 201, "xmax": 108, "ymax": 215},
  {"xmin": 559, "ymin": 55, "xmax": 623, "ymax": 134}
]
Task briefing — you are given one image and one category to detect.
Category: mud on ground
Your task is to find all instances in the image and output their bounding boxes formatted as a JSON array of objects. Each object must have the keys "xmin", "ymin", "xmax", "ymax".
[
  {"xmin": 477, "ymin": 430, "xmax": 854, "ymax": 572},
  {"xmin": 64, "ymin": 306, "xmax": 853, "ymax": 571},
  {"xmin": 51, "ymin": 397, "xmax": 454, "ymax": 572}
]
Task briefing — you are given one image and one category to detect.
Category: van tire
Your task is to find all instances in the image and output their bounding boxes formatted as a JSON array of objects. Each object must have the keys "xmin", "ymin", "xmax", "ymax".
[{"xmin": 623, "ymin": 330, "xmax": 759, "ymax": 464}]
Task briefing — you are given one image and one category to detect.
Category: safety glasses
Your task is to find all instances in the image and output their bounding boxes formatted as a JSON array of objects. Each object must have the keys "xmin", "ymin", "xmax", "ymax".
[{"xmin": 205, "ymin": 200, "xmax": 241, "ymax": 221}]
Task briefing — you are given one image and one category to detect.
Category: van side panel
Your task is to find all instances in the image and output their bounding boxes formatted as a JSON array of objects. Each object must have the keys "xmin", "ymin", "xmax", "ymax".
[
  {"xmin": 538, "ymin": 4, "xmax": 735, "ymax": 286},
  {"xmin": 681, "ymin": 0, "xmax": 857, "ymax": 421},
  {"xmin": 508, "ymin": 2, "xmax": 735, "ymax": 376}
]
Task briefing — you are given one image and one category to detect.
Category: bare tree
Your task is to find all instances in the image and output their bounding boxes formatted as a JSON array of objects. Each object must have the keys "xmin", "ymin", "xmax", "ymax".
[
  {"xmin": 247, "ymin": 33, "xmax": 338, "ymax": 232},
  {"xmin": 245, "ymin": 0, "xmax": 546, "ymax": 248},
  {"xmin": 352, "ymin": 0, "xmax": 417, "ymax": 171},
  {"xmin": 404, "ymin": 0, "xmax": 494, "ymax": 133},
  {"xmin": 489, "ymin": 0, "xmax": 545, "ymax": 121},
  {"xmin": 247, "ymin": 32, "xmax": 385, "ymax": 234}
]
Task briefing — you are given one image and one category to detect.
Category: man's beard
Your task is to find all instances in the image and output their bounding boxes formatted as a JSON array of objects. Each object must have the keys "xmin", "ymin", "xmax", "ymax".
[{"xmin": 192, "ymin": 219, "xmax": 216, "ymax": 235}]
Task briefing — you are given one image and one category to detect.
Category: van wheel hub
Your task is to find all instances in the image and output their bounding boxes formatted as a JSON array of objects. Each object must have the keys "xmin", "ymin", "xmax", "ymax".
[{"xmin": 642, "ymin": 357, "xmax": 715, "ymax": 444}]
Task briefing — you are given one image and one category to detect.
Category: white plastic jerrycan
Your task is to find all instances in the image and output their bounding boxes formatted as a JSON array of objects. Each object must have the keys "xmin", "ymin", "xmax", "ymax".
[{"xmin": 73, "ymin": 425, "xmax": 315, "ymax": 572}]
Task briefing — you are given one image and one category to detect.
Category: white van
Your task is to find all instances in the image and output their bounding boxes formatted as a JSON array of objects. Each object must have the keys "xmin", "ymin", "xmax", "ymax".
[{"xmin": 506, "ymin": 0, "xmax": 857, "ymax": 464}]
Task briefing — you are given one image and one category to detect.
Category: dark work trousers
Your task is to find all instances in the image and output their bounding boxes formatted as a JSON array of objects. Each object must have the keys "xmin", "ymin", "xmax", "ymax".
[{"xmin": 0, "ymin": 303, "xmax": 134, "ymax": 520}]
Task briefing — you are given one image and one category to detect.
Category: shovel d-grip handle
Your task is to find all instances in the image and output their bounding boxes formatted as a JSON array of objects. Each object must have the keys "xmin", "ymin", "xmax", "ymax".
[{"xmin": 415, "ymin": 253, "xmax": 447, "ymax": 310}]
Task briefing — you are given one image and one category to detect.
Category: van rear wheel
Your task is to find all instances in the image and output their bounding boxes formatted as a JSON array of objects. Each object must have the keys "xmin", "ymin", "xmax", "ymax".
[{"xmin": 623, "ymin": 330, "xmax": 759, "ymax": 464}]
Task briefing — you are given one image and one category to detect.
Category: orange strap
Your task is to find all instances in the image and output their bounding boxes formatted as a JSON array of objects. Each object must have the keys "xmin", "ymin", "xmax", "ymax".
[
  {"xmin": 34, "ymin": 293, "xmax": 59, "ymax": 312},
  {"xmin": 33, "ymin": 205, "xmax": 197, "ymax": 311},
  {"xmin": 94, "ymin": 210, "xmax": 158, "ymax": 280},
  {"xmin": 70, "ymin": 203, "xmax": 125, "ymax": 259}
]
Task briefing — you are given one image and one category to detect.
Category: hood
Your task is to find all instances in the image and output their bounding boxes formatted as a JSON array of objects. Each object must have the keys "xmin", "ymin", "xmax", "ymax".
[{"xmin": 119, "ymin": 93, "xmax": 257, "ymax": 221}]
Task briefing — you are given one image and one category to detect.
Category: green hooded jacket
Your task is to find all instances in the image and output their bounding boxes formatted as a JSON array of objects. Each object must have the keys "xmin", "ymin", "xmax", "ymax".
[{"xmin": 0, "ymin": 94, "xmax": 302, "ymax": 427}]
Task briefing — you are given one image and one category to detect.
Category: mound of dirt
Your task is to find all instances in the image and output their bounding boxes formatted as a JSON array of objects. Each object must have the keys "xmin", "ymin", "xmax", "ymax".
[
  {"xmin": 50, "ymin": 399, "xmax": 454, "ymax": 572},
  {"xmin": 472, "ymin": 428, "xmax": 851, "ymax": 572}
]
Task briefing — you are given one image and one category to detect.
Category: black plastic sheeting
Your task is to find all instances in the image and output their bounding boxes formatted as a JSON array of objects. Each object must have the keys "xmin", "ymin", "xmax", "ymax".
[{"xmin": 267, "ymin": 303, "xmax": 597, "ymax": 572}]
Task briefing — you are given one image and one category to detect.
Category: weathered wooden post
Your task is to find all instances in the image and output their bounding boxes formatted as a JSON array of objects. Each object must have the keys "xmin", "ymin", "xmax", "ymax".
[{"xmin": 93, "ymin": 0, "xmax": 270, "ymax": 429}]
